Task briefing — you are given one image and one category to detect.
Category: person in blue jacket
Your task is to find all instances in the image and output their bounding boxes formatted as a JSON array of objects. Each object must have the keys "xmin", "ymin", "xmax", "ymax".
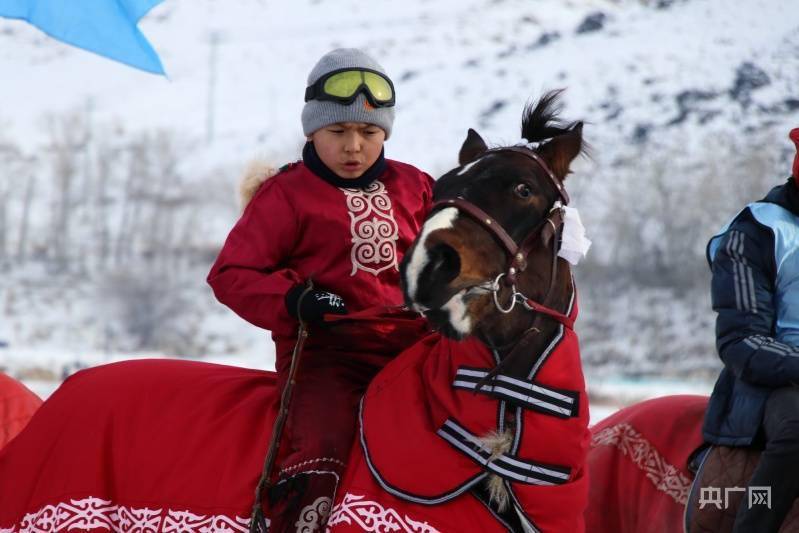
[{"xmin": 704, "ymin": 128, "xmax": 799, "ymax": 532}]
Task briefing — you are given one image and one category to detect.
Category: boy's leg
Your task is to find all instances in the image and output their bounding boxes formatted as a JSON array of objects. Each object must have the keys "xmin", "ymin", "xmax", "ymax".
[
  {"xmin": 267, "ymin": 356, "xmax": 370, "ymax": 533},
  {"xmin": 732, "ymin": 386, "xmax": 799, "ymax": 533}
]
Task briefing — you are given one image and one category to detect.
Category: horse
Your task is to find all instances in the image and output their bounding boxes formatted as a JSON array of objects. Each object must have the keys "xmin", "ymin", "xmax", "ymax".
[
  {"xmin": 0, "ymin": 91, "xmax": 589, "ymax": 533},
  {"xmin": 327, "ymin": 90, "xmax": 589, "ymax": 532}
]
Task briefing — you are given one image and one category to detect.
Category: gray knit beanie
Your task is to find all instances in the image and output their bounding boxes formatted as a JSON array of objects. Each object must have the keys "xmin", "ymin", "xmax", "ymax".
[{"xmin": 301, "ymin": 48, "xmax": 395, "ymax": 139}]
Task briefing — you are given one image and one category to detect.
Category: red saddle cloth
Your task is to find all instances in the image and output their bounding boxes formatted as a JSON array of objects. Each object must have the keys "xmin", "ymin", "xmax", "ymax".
[
  {"xmin": 0, "ymin": 359, "xmax": 280, "ymax": 531},
  {"xmin": 0, "ymin": 372, "xmax": 41, "ymax": 450},
  {"xmin": 0, "ymin": 307, "xmax": 430, "ymax": 532},
  {"xmin": 357, "ymin": 299, "xmax": 590, "ymax": 532}
]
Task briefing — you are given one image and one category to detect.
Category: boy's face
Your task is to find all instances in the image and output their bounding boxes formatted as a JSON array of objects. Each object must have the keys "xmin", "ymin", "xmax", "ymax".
[{"xmin": 309, "ymin": 122, "xmax": 386, "ymax": 179}]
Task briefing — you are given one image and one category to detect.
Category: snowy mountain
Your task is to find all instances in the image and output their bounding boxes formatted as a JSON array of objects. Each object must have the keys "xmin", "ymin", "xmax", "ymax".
[{"xmin": 3, "ymin": 0, "xmax": 796, "ymax": 169}]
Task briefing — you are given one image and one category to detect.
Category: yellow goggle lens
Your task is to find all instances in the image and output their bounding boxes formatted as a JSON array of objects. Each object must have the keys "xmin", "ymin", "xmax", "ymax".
[
  {"xmin": 363, "ymin": 72, "xmax": 393, "ymax": 101},
  {"xmin": 323, "ymin": 71, "xmax": 364, "ymax": 98}
]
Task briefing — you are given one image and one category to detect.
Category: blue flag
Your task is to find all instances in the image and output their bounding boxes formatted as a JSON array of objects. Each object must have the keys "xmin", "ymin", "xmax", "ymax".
[{"xmin": 0, "ymin": 0, "xmax": 166, "ymax": 75}]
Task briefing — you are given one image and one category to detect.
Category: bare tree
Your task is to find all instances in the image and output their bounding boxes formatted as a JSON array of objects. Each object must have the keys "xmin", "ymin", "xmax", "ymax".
[
  {"xmin": 16, "ymin": 166, "xmax": 36, "ymax": 264},
  {"xmin": 43, "ymin": 112, "xmax": 89, "ymax": 273},
  {"xmin": 97, "ymin": 264, "xmax": 193, "ymax": 352},
  {"xmin": 596, "ymin": 126, "xmax": 785, "ymax": 289},
  {"xmin": 93, "ymin": 138, "xmax": 114, "ymax": 270},
  {"xmin": 0, "ymin": 145, "xmax": 14, "ymax": 268}
]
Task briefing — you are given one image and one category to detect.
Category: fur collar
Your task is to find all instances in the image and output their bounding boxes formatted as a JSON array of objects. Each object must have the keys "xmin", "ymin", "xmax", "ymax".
[{"xmin": 239, "ymin": 160, "xmax": 279, "ymax": 211}]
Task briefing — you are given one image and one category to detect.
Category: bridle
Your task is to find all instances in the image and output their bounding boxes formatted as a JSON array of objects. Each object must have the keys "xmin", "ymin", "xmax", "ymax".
[{"xmin": 430, "ymin": 146, "xmax": 573, "ymax": 330}]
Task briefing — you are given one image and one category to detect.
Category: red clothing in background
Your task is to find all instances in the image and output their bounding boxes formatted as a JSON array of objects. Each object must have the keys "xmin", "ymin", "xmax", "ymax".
[{"xmin": 0, "ymin": 373, "xmax": 41, "ymax": 450}]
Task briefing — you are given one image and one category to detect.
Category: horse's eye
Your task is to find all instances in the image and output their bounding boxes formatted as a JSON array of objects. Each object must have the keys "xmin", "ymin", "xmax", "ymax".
[{"xmin": 514, "ymin": 183, "xmax": 532, "ymax": 198}]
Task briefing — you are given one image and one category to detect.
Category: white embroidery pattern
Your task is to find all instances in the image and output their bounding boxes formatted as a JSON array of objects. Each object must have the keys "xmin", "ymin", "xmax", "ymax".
[
  {"xmin": 591, "ymin": 422, "xmax": 692, "ymax": 504},
  {"xmin": 295, "ymin": 496, "xmax": 332, "ymax": 533},
  {"xmin": 326, "ymin": 493, "xmax": 440, "ymax": 533},
  {"xmin": 2, "ymin": 496, "xmax": 253, "ymax": 532},
  {"xmin": 315, "ymin": 292, "xmax": 345, "ymax": 309},
  {"xmin": 340, "ymin": 181, "xmax": 400, "ymax": 277}
]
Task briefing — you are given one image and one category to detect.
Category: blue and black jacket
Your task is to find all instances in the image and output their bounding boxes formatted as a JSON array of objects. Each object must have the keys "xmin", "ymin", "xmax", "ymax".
[{"xmin": 703, "ymin": 178, "xmax": 799, "ymax": 446}]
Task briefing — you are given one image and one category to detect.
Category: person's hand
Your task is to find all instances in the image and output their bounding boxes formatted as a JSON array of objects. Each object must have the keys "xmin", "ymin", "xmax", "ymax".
[{"xmin": 285, "ymin": 284, "xmax": 348, "ymax": 324}]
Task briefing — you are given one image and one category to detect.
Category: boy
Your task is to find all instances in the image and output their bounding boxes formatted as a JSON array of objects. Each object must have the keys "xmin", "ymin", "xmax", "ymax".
[{"xmin": 207, "ymin": 48, "xmax": 434, "ymax": 532}]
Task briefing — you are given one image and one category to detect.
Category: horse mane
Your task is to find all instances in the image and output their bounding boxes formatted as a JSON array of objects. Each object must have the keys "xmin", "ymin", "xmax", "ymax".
[{"xmin": 520, "ymin": 89, "xmax": 578, "ymax": 144}]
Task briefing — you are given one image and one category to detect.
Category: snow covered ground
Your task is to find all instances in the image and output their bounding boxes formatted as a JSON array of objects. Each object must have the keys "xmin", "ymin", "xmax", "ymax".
[
  {"xmin": 1, "ymin": 0, "xmax": 794, "ymax": 412},
  {"xmin": 587, "ymin": 373, "xmax": 713, "ymax": 423}
]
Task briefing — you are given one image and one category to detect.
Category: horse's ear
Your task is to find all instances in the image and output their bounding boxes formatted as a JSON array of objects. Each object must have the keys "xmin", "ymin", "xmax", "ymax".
[
  {"xmin": 459, "ymin": 128, "xmax": 488, "ymax": 165},
  {"xmin": 539, "ymin": 122, "xmax": 583, "ymax": 180}
]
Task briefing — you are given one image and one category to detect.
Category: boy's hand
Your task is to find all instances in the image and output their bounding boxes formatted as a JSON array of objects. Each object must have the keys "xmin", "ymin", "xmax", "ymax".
[{"xmin": 285, "ymin": 285, "xmax": 348, "ymax": 324}]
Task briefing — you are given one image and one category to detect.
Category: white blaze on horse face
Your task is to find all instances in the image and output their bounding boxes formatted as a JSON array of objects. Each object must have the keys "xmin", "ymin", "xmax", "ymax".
[{"xmin": 405, "ymin": 207, "xmax": 459, "ymax": 304}]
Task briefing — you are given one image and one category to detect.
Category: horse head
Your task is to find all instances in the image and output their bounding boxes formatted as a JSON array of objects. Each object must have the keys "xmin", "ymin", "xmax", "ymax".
[{"xmin": 401, "ymin": 90, "xmax": 586, "ymax": 375}]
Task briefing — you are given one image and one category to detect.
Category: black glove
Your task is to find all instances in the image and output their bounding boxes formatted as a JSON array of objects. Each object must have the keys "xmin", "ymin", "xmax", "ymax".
[{"xmin": 284, "ymin": 284, "xmax": 348, "ymax": 324}]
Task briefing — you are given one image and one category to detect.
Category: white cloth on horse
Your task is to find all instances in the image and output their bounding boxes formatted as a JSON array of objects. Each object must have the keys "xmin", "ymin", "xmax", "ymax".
[{"xmin": 558, "ymin": 206, "xmax": 591, "ymax": 265}]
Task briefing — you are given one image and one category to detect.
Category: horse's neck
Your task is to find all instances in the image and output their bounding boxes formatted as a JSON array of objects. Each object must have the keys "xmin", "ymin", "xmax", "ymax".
[
  {"xmin": 494, "ymin": 323, "xmax": 561, "ymax": 379},
  {"xmin": 495, "ymin": 264, "xmax": 573, "ymax": 380}
]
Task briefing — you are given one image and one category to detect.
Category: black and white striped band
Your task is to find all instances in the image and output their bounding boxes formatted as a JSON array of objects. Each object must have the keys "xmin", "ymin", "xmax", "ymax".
[
  {"xmin": 452, "ymin": 367, "xmax": 579, "ymax": 419},
  {"xmin": 436, "ymin": 419, "xmax": 571, "ymax": 486}
]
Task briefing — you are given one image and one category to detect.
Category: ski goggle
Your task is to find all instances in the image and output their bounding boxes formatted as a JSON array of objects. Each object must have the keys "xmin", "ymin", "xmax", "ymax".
[{"xmin": 304, "ymin": 68, "xmax": 395, "ymax": 108}]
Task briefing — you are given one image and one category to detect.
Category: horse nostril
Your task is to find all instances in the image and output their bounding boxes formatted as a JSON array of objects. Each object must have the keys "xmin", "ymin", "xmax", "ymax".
[{"xmin": 425, "ymin": 243, "xmax": 461, "ymax": 286}]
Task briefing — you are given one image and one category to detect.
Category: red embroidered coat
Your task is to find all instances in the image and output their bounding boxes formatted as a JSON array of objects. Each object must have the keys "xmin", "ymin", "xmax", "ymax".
[
  {"xmin": 207, "ymin": 159, "xmax": 435, "ymax": 364},
  {"xmin": 206, "ymin": 159, "xmax": 435, "ymax": 495}
]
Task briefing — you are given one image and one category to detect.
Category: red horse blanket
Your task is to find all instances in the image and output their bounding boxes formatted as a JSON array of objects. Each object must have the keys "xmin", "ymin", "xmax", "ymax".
[
  {"xmin": 0, "ymin": 360, "xmax": 279, "ymax": 531},
  {"xmin": 0, "ymin": 308, "xmax": 430, "ymax": 533},
  {"xmin": 331, "ymin": 295, "xmax": 590, "ymax": 532},
  {"xmin": 585, "ymin": 394, "xmax": 708, "ymax": 533}
]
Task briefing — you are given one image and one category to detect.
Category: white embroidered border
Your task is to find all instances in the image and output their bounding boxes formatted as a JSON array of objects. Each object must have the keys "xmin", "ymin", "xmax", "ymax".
[
  {"xmin": 591, "ymin": 422, "xmax": 692, "ymax": 504},
  {"xmin": 326, "ymin": 493, "xmax": 440, "ymax": 533},
  {"xmin": 0, "ymin": 496, "xmax": 253, "ymax": 532},
  {"xmin": 296, "ymin": 496, "xmax": 333, "ymax": 533}
]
